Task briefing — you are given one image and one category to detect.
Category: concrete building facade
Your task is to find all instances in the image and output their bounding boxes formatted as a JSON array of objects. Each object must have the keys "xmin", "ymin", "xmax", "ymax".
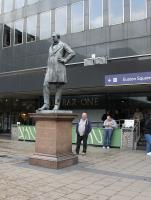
[{"xmin": 0, "ymin": 0, "xmax": 150, "ymax": 132}]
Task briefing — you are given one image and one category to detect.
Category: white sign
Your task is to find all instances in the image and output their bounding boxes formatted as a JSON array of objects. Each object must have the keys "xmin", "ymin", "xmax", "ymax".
[
  {"xmin": 124, "ymin": 120, "xmax": 134, "ymax": 128},
  {"xmin": 84, "ymin": 57, "xmax": 107, "ymax": 66}
]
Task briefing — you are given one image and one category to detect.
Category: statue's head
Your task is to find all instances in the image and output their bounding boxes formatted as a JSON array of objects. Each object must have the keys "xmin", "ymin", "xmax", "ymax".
[{"xmin": 52, "ymin": 32, "xmax": 60, "ymax": 43}]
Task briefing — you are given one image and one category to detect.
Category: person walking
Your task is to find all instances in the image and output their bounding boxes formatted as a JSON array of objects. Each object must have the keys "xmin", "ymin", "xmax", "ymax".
[
  {"xmin": 133, "ymin": 108, "xmax": 143, "ymax": 121},
  {"xmin": 101, "ymin": 110, "xmax": 111, "ymax": 121},
  {"xmin": 103, "ymin": 115, "xmax": 117, "ymax": 149},
  {"xmin": 144, "ymin": 114, "xmax": 151, "ymax": 156},
  {"xmin": 76, "ymin": 112, "xmax": 92, "ymax": 155}
]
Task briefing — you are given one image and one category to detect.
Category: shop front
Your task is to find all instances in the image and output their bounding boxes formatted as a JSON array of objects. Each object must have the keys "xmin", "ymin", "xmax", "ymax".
[
  {"xmin": 0, "ymin": 98, "xmax": 38, "ymax": 134},
  {"xmin": 2, "ymin": 91, "xmax": 151, "ymax": 133}
]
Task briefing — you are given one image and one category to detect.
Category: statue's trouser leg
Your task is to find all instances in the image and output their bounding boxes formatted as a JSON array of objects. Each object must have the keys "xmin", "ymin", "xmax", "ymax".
[
  {"xmin": 43, "ymin": 82, "xmax": 50, "ymax": 107},
  {"xmin": 53, "ymin": 84, "xmax": 63, "ymax": 110}
]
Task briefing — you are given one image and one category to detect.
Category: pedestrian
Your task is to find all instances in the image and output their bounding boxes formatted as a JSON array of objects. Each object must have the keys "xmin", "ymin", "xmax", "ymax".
[
  {"xmin": 133, "ymin": 108, "xmax": 143, "ymax": 121},
  {"xmin": 113, "ymin": 109, "xmax": 120, "ymax": 121},
  {"xmin": 101, "ymin": 110, "xmax": 111, "ymax": 121},
  {"xmin": 144, "ymin": 113, "xmax": 151, "ymax": 156},
  {"xmin": 75, "ymin": 112, "xmax": 92, "ymax": 155},
  {"xmin": 102, "ymin": 115, "xmax": 117, "ymax": 149}
]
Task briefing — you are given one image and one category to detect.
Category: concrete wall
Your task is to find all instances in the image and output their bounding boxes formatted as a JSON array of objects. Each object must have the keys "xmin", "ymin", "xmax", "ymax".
[{"xmin": 0, "ymin": 0, "xmax": 150, "ymax": 94}]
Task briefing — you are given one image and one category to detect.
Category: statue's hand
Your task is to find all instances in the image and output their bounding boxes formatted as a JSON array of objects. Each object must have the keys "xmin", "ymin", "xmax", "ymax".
[{"xmin": 58, "ymin": 58, "xmax": 66, "ymax": 64}]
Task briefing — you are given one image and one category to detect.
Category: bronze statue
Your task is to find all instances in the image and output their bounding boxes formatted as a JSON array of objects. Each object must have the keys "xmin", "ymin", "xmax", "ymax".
[{"xmin": 38, "ymin": 33, "xmax": 75, "ymax": 111}]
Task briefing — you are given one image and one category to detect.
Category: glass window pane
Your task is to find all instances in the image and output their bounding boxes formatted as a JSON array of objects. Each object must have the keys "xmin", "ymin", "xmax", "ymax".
[
  {"xmin": 4, "ymin": 0, "xmax": 13, "ymax": 13},
  {"xmin": 55, "ymin": 6, "xmax": 67, "ymax": 35},
  {"xmin": 109, "ymin": 0, "xmax": 123, "ymax": 25},
  {"xmin": 0, "ymin": 0, "xmax": 2, "ymax": 14},
  {"xmin": 40, "ymin": 11, "xmax": 51, "ymax": 40},
  {"xmin": 89, "ymin": 0, "xmax": 103, "ymax": 29},
  {"xmin": 3, "ymin": 23, "xmax": 12, "ymax": 48},
  {"xmin": 27, "ymin": 0, "xmax": 39, "ymax": 5},
  {"xmin": 15, "ymin": 0, "xmax": 25, "ymax": 9},
  {"xmin": 71, "ymin": 1, "xmax": 84, "ymax": 33},
  {"xmin": 14, "ymin": 19, "xmax": 24, "ymax": 45},
  {"xmin": 131, "ymin": 0, "xmax": 147, "ymax": 21},
  {"xmin": 26, "ymin": 15, "xmax": 37, "ymax": 43}
]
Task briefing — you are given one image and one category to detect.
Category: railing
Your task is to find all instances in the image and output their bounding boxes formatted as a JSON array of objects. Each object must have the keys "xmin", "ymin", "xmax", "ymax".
[
  {"xmin": 74, "ymin": 119, "xmax": 141, "ymax": 150},
  {"xmin": 120, "ymin": 119, "xmax": 140, "ymax": 150},
  {"xmin": 73, "ymin": 120, "xmax": 122, "ymax": 128}
]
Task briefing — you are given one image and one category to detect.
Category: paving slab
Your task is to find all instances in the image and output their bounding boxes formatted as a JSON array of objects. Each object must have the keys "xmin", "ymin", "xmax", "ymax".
[{"xmin": 0, "ymin": 138, "xmax": 151, "ymax": 200}]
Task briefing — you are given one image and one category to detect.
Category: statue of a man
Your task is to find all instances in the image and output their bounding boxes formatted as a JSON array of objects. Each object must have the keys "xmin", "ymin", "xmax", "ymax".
[{"xmin": 38, "ymin": 33, "xmax": 75, "ymax": 111}]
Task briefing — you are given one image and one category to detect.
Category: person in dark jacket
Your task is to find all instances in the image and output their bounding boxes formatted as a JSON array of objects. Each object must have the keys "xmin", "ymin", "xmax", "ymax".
[
  {"xmin": 101, "ymin": 111, "xmax": 111, "ymax": 121},
  {"xmin": 76, "ymin": 112, "xmax": 92, "ymax": 155},
  {"xmin": 144, "ymin": 113, "xmax": 151, "ymax": 155}
]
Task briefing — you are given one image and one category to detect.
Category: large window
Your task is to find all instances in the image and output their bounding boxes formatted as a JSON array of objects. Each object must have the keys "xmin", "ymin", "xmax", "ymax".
[
  {"xmin": 4, "ymin": 0, "xmax": 13, "ymax": 13},
  {"xmin": 130, "ymin": 0, "xmax": 147, "ymax": 21},
  {"xmin": 89, "ymin": 0, "xmax": 103, "ymax": 29},
  {"xmin": 55, "ymin": 6, "xmax": 67, "ymax": 35},
  {"xmin": 40, "ymin": 11, "xmax": 51, "ymax": 40},
  {"xmin": 26, "ymin": 15, "xmax": 37, "ymax": 43},
  {"xmin": 15, "ymin": 0, "xmax": 25, "ymax": 9},
  {"xmin": 109, "ymin": 0, "xmax": 124, "ymax": 25},
  {"xmin": 27, "ymin": 0, "xmax": 39, "ymax": 5},
  {"xmin": 3, "ymin": 23, "xmax": 12, "ymax": 48},
  {"xmin": 14, "ymin": 19, "xmax": 24, "ymax": 45},
  {"xmin": 71, "ymin": 1, "xmax": 84, "ymax": 33}
]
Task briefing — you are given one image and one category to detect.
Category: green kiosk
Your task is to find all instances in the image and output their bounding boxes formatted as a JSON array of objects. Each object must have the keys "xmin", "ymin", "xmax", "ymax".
[{"xmin": 17, "ymin": 125, "xmax": 122, "ymax": 148}]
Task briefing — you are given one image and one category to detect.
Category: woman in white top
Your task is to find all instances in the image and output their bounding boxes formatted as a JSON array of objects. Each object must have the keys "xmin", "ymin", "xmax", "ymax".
[{"xmin": 103, "ymin": 115, "xmax": 117, "ymax": 149}]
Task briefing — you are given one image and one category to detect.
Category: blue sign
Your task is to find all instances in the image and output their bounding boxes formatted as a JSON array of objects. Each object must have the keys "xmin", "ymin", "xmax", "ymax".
[{"xmin": 105, "ymin": 72, "xmax": 151, "ymax": 86}]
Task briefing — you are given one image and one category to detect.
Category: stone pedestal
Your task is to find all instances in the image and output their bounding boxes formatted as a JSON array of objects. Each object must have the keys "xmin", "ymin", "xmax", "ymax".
[{"xmin": 29, "ymin": 111, "xmax": 78, "ymax": 169}]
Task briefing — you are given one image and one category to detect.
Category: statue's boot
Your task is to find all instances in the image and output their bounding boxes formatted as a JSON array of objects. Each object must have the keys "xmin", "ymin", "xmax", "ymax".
[
  {"xmin": 38, "ymin": 104, "xmax": 49, "ymax": 111},
  {"xmin": 52, "ymin": 84, "xmax": 62, "ymax": 110},
  {"xmin": 52, "ymin": 104, "xmax": 60, "ymax": 110}
]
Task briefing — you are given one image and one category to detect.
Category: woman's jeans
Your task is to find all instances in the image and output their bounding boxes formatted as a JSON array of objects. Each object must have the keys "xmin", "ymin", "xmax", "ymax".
[
  {"xmin": 103, "ymin": 129, "xmax": 113, "ymax": 147},
  {"xmin": 145, "ymin": 134, "xmax": 151, "ymax": 153}
]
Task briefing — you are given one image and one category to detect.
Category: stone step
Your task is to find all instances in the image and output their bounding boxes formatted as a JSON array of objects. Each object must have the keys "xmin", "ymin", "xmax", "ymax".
[
  {"xmin": 136, "ymin": 136, "xmax": 146, "ymax": 150},
  {"xmin": 137, "ymin": 142, "xmax": 146, "ymax": 146},
  {"xmin": 137, "ymin": 146, "xmax": 145, "ymax": 150}
]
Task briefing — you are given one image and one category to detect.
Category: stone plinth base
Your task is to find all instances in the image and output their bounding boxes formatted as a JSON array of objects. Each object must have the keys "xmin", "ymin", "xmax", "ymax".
[
  {"xmin": 29, "ymin": 153, "xmax": 78, "ymax": 169},
  {"xmin": 29, "ymin": 111, "xmax": 78, "ymax": 169}
]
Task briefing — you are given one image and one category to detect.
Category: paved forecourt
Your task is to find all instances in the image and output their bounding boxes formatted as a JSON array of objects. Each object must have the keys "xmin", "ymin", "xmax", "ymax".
[{"xmin": 0, "ymin": 138, "xmax": 150, "ymax": 200}]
